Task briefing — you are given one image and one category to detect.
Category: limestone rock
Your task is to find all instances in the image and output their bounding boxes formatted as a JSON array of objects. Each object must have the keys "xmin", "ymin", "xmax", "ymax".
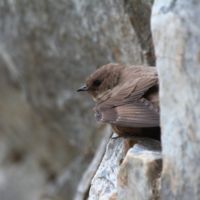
[
  {"xmin": 124, "ymin": 0, "xmax": 155, "ymax": 65},
  {"xmin": 0, "ymin": 0, "xmax": 155, "ymax": 199},
  {"xmin": 88, "ymin": 135, "xmax": 126, "ymax": 200},
  {"xmin": 152, "ymin": 0, "xmax": 200, "ymax": 199},
  {"xmin": 88, "ymin": 138, "xmax": 162, "ymax": 200},
  {"xmin": 0, "ymin": 0, "xmax": 143, "ymax": 199},
  {"xmin": 117, "ymin": 139, "xmax": 161, "ymax": 200}
]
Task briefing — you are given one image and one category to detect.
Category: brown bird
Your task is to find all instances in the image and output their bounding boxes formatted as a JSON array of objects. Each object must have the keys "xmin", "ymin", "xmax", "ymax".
[{"xmin": 77, "ymin": 63, "xmax": 160, "ymax": 140}]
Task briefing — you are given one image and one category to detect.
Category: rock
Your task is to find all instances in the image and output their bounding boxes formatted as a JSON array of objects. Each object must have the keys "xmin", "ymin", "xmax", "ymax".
[
  {"xmin": 124, "ymin": 0, "xmax": 155, "ymax": 65},
  {"xmin": 117, "ymin": 139, "xmax": 162, "ymax": 200},
  {"xmin": 152, "ymin": 0, "xmax": 200, "ymax": 199},
  {"xmin": 0, "ymin": 0, "xmax": 156, "ymax": 199},
  {"xmin": 88, "ymin": 135, "xmax": 126, "ymax": 200},
  {"xmin": 0, "ymin": 0, "xmax": 143, "ymax": 199},
  {"xmin": 74, "ymin": 127, "xmax": 112, "ymax": 200},
  {"xmin": 88, "ymin": 138, "xmax": 162, "ymax": 200}
]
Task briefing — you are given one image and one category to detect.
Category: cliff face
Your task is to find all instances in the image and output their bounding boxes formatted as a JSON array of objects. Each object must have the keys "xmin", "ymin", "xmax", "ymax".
[
  {"xmin": 152, "ymin": 0, "xmax": 200, "ymax": 199},
  {"xmin": 78, "ymin": 0, "xmax": 200, "ymax": 200},
  {"xmin": 1, "ymin": 0, "xmax": 199, "ymax": 199},
  {"xmin": 86, "ymin": 138, "xmax": 162, "ymax": 200},
  {"xmin": 0, "ymin": 0, "xmax": 150, "ymax": 200}
]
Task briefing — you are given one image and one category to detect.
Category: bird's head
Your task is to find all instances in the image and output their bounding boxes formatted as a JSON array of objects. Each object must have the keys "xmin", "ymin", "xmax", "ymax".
[{"xmin": 77, "ymin": 63, "xmax": 125, "ymax": 101}]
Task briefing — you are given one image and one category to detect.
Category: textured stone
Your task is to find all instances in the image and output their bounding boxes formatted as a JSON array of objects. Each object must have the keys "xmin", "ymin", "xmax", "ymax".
[
  {"xmin": 88, "ymin": 138, "xmax": 161, "ymax": 200},
  {"xmin": 0, "ymin": 0, "xmax": 155, "ymax": 199},
  {"xmin": 117, "ymin": 139, "xmax": 161, "ymax": 200},
  {"xmin": 88, "ymin": 135, "xmax": 126, "ymax": 200},
  {"xmin": 124, "ymin": 0, "xmax": 155, "ymax": 65},
  {"xmin": 74, "ymin": 126, "xmax": 112, "ymax": 200},
  {"xmin": 0, "ymin": 0, "xmax": 143, "ymax": 199},
  {"xmin": 152, "ymin": 0, "xmax": 200, "ymax": 199}
]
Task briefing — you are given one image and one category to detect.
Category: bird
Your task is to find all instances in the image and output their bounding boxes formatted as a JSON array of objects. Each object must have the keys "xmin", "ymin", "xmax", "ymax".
[{"xmin": 77, "ymin": 63, "xmax": 160, "ymax": 140}]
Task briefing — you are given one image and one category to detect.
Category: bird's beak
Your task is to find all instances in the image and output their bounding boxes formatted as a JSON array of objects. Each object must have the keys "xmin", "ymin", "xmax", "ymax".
[{"xmin": 77, "ymin": 85, "xmax": 88, "ymax": 92}]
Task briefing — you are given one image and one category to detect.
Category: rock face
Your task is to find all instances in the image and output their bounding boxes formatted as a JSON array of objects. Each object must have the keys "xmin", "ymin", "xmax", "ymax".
[
  {"xmin": 152, "ymin": 0, "xmax": 200, "ymax": 199},
  {"xmin": 0, "ymin": 0, "xmax": 156, "ymax": 199},
  {"xmin": 88, "ymin": 138, "xmax": 162, "ymax": 200},
  {"xmin": 88, "ymin": 136, "xmax": 126, "ymax": 200},
  {"xmin": 117, "ymin": 140, "xmax": 161, "ymax": 200},
  {"xmin": 124, "ymin": 0, "xmax": 155, "ymax": 65}
]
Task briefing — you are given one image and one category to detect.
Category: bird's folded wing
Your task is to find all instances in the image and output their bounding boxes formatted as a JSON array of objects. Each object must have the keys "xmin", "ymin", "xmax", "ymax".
[
  {"xmin": 94, "ymin": 73, "xmax": 159, "ymax": 127},
  {"xmin": 97, "ymin": 74, "xmax": 158, "ymax": 107},
  {"xmin": 94, "ymin": 102, "xmax": 159, "ymax": 127}
]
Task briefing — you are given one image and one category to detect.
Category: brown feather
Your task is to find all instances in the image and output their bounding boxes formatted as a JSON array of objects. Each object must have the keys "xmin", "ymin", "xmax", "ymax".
[{"xmin": 79, "ymin": 63, "xmax": 160, "ymax": 140}]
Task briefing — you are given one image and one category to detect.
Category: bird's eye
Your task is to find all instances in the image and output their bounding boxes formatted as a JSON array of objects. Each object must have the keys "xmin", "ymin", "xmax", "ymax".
[{"xmin": 93, "ymin": 79, "xmax": 102, "ymax": 87}]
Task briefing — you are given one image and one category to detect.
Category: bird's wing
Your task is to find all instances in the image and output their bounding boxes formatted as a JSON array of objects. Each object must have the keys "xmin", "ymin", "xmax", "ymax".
[
  {"xmin": 94, "ymin": 70, "xmax": 159, "ymax": 127},
  {"xmin": 94, "ymin": 102, "xmax": 159, "ymax": 127}
]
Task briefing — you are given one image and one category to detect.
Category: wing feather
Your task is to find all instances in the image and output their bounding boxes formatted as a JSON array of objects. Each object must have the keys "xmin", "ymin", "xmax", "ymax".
[
  {"xmin": 95, "ymin": 102, "xmax": 159, "ymax": 127},
  {"xmin": 94, "ymin": 66, "xmax": 159, "ymax": 127}
]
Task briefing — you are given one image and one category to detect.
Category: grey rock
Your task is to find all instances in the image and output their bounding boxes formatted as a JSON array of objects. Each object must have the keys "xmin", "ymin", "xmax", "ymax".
[
  {"xmin": 124, "ymin": 0, "xmax": 155, "ymax": 65},
  {"xmin": 88, "ymin": 135, "xmax": 126, "ymax": 200},
  {"xmin": 0, "ymin": 0, "xmax": 149, "ymax": 199},
  {"xmin": 88, "ymin": 138, "xmax": 162, "ymax": 200},
  {"xmin": 117, "ymin": 139, "xmax": 162, "ymax": 200},
  {"xmin": 75, "ymin": 127, "xmax": 112, "ymax": 200},
  {"xmin": 152, "ymin": 0, "xmax": 200, "ymax": 199}
]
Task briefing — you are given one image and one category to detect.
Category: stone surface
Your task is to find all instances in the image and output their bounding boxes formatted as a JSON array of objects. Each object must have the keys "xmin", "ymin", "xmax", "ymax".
[
  {"xmin": 124, "ymin": 0, "xmax": 155, "ymax": 65},
  {"xmin": 0, "ymin": 0, "xmax": 151, "ymax": 199},
  {"xmin": 75, "ymin": 126, "xmax": 112, "ymax": 200},
  {"xmin": 88, "ymin": 138, "xmax": 162, "ymax": 200},
  {"xmin": 152, "ymin": 0, "xmax": 200, "ymax": 199},
  {"xmin": 117, "ymin": 139, "xmax": 161, "ymax": 200},
  {"xmin": 88, "ymin": 135, "xmax": 126, "ymax": 200}
]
